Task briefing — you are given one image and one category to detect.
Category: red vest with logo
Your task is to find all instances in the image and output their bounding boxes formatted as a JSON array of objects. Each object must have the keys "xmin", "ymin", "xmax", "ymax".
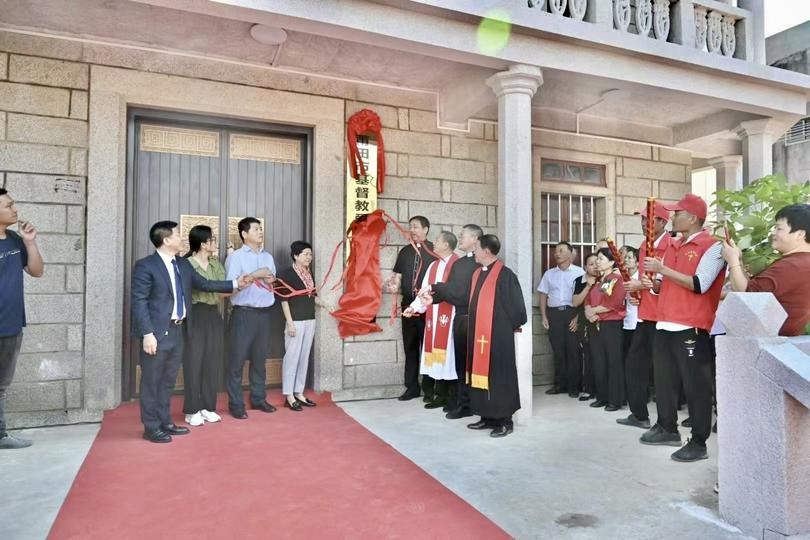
[
  {"xmin": 658, "ymin": 230, "xmax": 725, "ymax": 331},
  {"xmin": 637, "ymin": 232, "xmax": 672, "ymax": 322}
]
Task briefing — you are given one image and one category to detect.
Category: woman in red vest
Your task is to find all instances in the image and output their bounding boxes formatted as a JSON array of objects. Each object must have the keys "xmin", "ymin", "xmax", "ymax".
[{"xmin": 585, "ymin": 248, "xmax": 627, "ymax": 412}]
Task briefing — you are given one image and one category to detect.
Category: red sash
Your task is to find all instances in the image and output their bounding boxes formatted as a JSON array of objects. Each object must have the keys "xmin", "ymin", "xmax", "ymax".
[
  {"xmin": 424, "ymin": 255, "xmax": 458, "ymax": 367},
  {"xmin": 467, "ymin": 260, "xmax": 503, "ymax": 390}
]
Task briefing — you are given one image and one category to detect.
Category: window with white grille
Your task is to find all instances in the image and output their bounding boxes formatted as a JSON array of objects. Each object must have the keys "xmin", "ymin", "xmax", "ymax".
[
  {"xmin": 783, "ymin": 118, "xmax": 810, "ymax": 146},
  {"xmin": 539, "ymin": 193, "xmax": 601, "ymax": 272}
]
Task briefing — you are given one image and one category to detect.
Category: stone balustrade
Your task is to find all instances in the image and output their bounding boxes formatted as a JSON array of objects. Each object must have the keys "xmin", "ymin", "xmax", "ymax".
[
  {"xmin": 523, "ymin": 0, "xmax": 760, "ymax": 62},
  {"xmin": 715, "ymin": 293, "xmax": 810, "ymax": 539}
]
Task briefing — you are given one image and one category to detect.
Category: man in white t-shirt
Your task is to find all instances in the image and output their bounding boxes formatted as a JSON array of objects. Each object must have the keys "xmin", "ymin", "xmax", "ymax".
[{"xmin": 537, "ymin": 242, "xmax": 584, "ymax": 396}]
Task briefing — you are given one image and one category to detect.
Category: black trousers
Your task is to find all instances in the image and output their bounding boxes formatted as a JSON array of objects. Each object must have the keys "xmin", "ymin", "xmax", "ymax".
[
  {"xmin": 481, "ymin": 416, "xmax": 513, "ymax": 428},
  {"xmin": 589, "ymin": 320, "xmax": 625, "ymax": 406},
  {"xmin": 625, "ymin": 321, "xmax": 656, "ymax": 421},
  {"xmin": 580, "ymin": 322, "xmax": 595, "ymax": 395},
  {"xmin": 401, "ymin": 314, "xmax": 433, "ymax": 396},
  {"xmin": 139, "ymin": 324, "xmax": 185, "ymax": 431},
  {"xmin": 547, "ymin": 306, "xmax": 580, "ymax": 392},
  {"xmin": 453, "ymin": 314, "xmax": 471, "ymax": 411},
  {"xmin": 0, "ymin": 333, "xmax": 23, "ymax": 437},
  {"xmin": 226, "ymin": 307, "xmax": 271, "ymax": 410},
  {"xmin": 183, "ymin": 304, "xmax": 224, "ymax": 414},
  {"xmin": 653, "ymin": 328, "xmax": 714, "ymax": 446}
]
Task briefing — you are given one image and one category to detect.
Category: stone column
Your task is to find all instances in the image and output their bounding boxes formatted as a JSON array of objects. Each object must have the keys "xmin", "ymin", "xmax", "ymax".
[
  {"xmin": 737, "ymin": 0, "xmax": 765, "ymax": 64},
  {"xmin": 708, "ymin": 155, "xmax": 742, "ymax": 192},
  {"xmin": 486, "ymin": 64, "xmax": 543, "ymax": 426},
  {"xmin": 736, "ymin": 119, "xmax": 777, "ymax": 185}
]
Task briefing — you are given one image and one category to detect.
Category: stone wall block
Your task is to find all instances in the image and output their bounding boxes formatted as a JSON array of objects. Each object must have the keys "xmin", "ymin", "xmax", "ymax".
[
  {"xmin": 24, "ymin": 264, "xmax": 65, "ymax": 293},
  {"xmin": 26, "ymin": 294, "xmax": 84, "ymax": 324},
  {"xmin": 0, "ymin": 112, "xmax": 5, "ymax": 141},
  {"xmin": 623, "ymin": 158, "xmax": 687, "ymax": 182},
  {"xmin": 343, "ymin": 340, "xmax": 398, "ymax": 365},
  {"xmin": 408, "ymin": 156, "xmax": 486, "ymax": 183},
  {"xmin": 717, "ymin": 292, "xmax": 787, "ymax": 337},
  {"xmin": 408, "ymin": 109, "xmax": 439, "ymax": 133},
  {"xmin": 0, "ymin": 52, "xmax": 7, "ymax": 80},
  {"xmin": 65, "ymin": 380, "xmax": 82, "ymax": 409},
  {"xmin": 616, "ymin": 176, "xmax": 652, "ymax": 196},
  {"xmin": 13, "ymin": 352, "xmax": 82, "ymax": 383},
  {"xmin": 380, "ymin": 128, "xmax": 441, "ymax": 156},
  {"xmin": 14, "ymin": 202, "xmax": 66, "ymax": 232},
  {"xmin": 69, "ymin": 148, "xmax": 88, "ymax": 176},
  {"xmin": 9, "ymin": 55, "xmax": 89, "ymax": 89},
  {"xmin": 380, "ymin": 177, "xmax": 441, "ymax": 202},
  {"xmin": 620, "ymin": 196, "xmax": 649, "ymax": 217},
  {"xmin": 345, "ymin": 101, "xmax": 398, "ymax": 128},
  {"xmin": 67, "ymin": 325, "xmax": 83, "ymax": 351},
  {"xmin": 36, "ymin": 234, "xmax": 85, "ymax": 264},
  {"xmin": 379, "ymin": 245, "xmax": 399, "ymax": 270},
  {"xmin": 408, "ymin": 200, "xmax": 487, "ymax": 227},
  {"xmin": 0, "ymin": 142, "xmax": 70, "ymax": 174},
  {"xmin": 4, "ymin": 174, "xmax": 85, "ymax": 204},
  {"xmin": 397, "ymin": 155, "xmax": 409, "ymax": 177},
  {"xmin": 616, "ymin": 214, "xmax": 641, "ymax": 235},
  {"xmin": 534, "ymin": 131, "xmax": 652, "ymax": 159},
  {"xmin": 6, "ymin": 113, "xmax": 88, "ymax": 147},
  {"xmin": 0, "ymin": 33, "xmax": 83, "ymax": 60},
  {"xmin": 449, "ymin": 137, "xmax": 498, "ymax": 162},
  {"xmin": 66, "ymin": 265, "xmax": 85, "ymax": 293},
  {"xmin": 352, "ymin": 362, "xmax": 404, "ymax": 386},
  {"xmin": 445, "ymin": 181, "xmax": 497, "ymax": 205},
  {"xmin": 397, "ymin": 108, "xmax": 409, "ymax": 130},
  {"xmin": 5, "ymin": 381, "xmax": 66, "ymax": 412},
  {"xmin": 657, "ymin": 146, "xmax": 692, "ymax": 165},
  {"xmin": 19, "ymin": 325, "xmax": 68, "ymax": 354},
  {"xmin": 658, "ymin": 180, "xmax": 690, "ymax": 201},
  {"xmin": 70, "ymin": 90, "xmax": 89, "ymax": 120},
  {"xmin": 66, "ymin": 205, "xmax": 85, "ymax": 235}
]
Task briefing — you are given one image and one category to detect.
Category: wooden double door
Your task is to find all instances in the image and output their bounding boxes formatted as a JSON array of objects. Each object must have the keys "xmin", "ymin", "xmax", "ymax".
[{"xmin": 123, "ymin": 109, "xmax": 311, "ymax": 400}]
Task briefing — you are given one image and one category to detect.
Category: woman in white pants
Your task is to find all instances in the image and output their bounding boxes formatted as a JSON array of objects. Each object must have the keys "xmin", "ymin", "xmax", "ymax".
[{"xmin": 278, "ymin": 241, "xmax": 319, "ymax": 411}]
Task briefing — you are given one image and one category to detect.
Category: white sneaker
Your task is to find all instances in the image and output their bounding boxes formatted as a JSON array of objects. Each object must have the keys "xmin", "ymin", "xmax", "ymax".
[
  {"xmin": 185, "ymin": 411, "xmax": 204, "ymax": 426},
  {"xmin": 200, "ymin": 409, "xmax": 221, "ymax": 423}
]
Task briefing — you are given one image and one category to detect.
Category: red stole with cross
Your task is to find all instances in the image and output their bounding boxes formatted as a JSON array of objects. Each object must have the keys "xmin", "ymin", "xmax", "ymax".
[
  {"xmin": 423, "ymin": 254, "xmax": 459, "ymax": 367},
  {"xmin": 467, "ymin": 260, "xmax": 503, "ymax": 390}
]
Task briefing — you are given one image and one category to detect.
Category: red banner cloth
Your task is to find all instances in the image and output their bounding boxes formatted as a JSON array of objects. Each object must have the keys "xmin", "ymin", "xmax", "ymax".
[
  {"xmin": 347, "ymin": 109, "xmax": 386, "ymax": 194},
  {"xmin": 331, "ymin": 209, "xmax": 389, "ymax": 338}
]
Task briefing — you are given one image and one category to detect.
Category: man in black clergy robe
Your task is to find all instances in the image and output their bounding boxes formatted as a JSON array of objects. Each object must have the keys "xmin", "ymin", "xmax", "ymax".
[
  {"xmin": 428, "ymin": 223, "xmax": 483, "ymax": 419},
  {"xmin": 464, "ymin": 234, "xmax": 527, "ymax": 438}
]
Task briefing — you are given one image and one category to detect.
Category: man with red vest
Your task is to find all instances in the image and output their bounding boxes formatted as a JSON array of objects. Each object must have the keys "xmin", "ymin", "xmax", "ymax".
[
  {"xmin": 617, "ymin": 201, "xmax": 671, "ymax": 430},
  {"xmin": 639, "ymin": 194, "xmax": 726, "ymax": 462}
]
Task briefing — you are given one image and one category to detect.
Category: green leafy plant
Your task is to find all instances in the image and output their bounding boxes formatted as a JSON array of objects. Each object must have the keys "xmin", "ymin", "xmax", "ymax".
[{"xmin": 712, "ymin": 174, "xmax": 810, "ymax": 276}]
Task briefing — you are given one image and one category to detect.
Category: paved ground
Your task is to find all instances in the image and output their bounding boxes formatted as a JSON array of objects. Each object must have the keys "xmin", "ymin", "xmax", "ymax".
[
  {"xmin": 2, "ymin": 389, "xmax": 751, "ymax": 540},
  {"xmin": 340, "ymin": 388, "xmax": 750, "ymax": 540}
]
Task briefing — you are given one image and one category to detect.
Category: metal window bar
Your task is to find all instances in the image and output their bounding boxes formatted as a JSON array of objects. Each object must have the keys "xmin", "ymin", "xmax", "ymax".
[
  {"xmin": 783, "ymin": 118, "xmax": 810, "ymax": 146},
  {"xmin": 540, "ymin": 193, "xmax": 599, "ymax": 270}
]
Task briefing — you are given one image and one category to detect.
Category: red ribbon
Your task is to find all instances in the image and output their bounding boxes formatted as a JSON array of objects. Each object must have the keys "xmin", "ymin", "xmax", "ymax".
[{"xmin": 347, "ymin": 109, "xmax": 386, "ymax": 194}]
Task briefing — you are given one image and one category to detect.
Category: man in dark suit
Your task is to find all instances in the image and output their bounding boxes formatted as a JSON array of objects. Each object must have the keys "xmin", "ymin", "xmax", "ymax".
[{"xmin": 132, "ymin": 221, "xmax": 250, "ymax": 443}]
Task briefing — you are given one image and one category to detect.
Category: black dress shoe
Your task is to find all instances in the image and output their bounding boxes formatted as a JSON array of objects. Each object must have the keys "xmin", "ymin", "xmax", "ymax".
[
  {"xmin": 568, "ymin": 392, "xmax": 580, "ymax": 398},
  {"xmin": 285, "ymin": 400, "xmax": 303, "ymax": 412},
  {"xmin": 446, "ymin": 407, "xmax": 474, "ymax": 420},
  {"xmin": 578, "ymin": 394, "xmax": 593, "ymax": 402},
  {"xmin": 230, "ymin": 408, "xmax": 248, "ymax": 420},
  {"xmin": 251, "ymin": 401, "xmax": 277, "ymax": 413},
  {"xmin": 545, "ymin": 387, "xmax": 564, "ymax": 395},
  {"xmin": 467, "ymin": 419, "xmax": 491, "ymax": 430},
  {"xmin": 589, "ymin": 400, "xmax": 608, "ymax": 408},
  {"xmin": 442, "ymin": 405, "xmax": 452, "ymax": 413},
  {"xmin": 161, "ymin": 424, "xmax": 190, "ymax": 435},
  {"xmin": 143, "ymin": 429, "xmax": 171, "ymax": 443},
  {"xmin": 297, "ymin": 397, "xmax": 316, "ymax": 407},
  {"xmin": 422, "ymin": 394, "xmax": 434, "ymax": 403},
  {"xmin": 681, "ymin": 417, "xmax": 692, "ymax": 428},
  {"xmin": 490, "ymin": 425, "xmax": 513, "ymax": 438},
  {"xmin": 604, "ymin": 404, "xmax": 620, "ymax": 412},
  {"xmin": 424, "ymin": 399, "xmax": 446, "ymax": 410},
  {"xmin": 397, "ymin": 390, "xmax": 420, "ymax": 401}
]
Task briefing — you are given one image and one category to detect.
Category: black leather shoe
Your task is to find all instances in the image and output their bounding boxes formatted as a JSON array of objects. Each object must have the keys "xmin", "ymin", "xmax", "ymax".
[
  {"xmin": 671, "ymin": 439, "xmax": 708, "ymax": 462},
  {"xmin": 604, "ymin": 404, "xmax": 621, "ymax": 412},
  {"xmin": 161, "ymin": 424, "xmax": 190, "ymax": 435},
  {"xmin": 589, "ymin": 400, "xmax": 607, "ymax": 408},
  {"xmin": 616, "ymin": 414, "xmax": 651, "ymax": 429},
  {"xmin": 422, "ymin": 394, "xmax": 434, "ymax": 403},
  {"xmin": 397, "ymin": 390, "xmax": 420, "ymax": 401},
  {"xmin": 285, "ymin": 400, "xmax": 303, "ymax": 412},
  {"xmin": 442, "ymin": 404, "xmax": 452, "ymax": 413},
  {"xmin": 545, "ymin": 387, "xmax": 564, "ymax": 395},
  {"xmin": 446, "ymin": 407, "xmax": 474, "ymax": 420},
  {"xmin": 230, "ymin": 408, "xmax": 248, "ymax": 420},
  {"xmin": 143, "ymin": 429, "xmax": 171, "ymax": 443},
  {"xmin": 568, "ymin": 392, "xmax": 580, "ymax": 398},
  {"xmin": 490, "ymin": 425, "xmax": 513, "ymax": 438},
  {"xmin": 467, "ymin": 419, "xmax": 491, "ymax": 430},
  {"xmin": 578, "ymin": 394, "xmax": 593, "ymax": 402},
  {"xmin": 424, "ymin": 399, "xmax": 446, "ymax": 410},
  {"xmin": 251, "ymin": 401, "xmax": 277, "ymax": 413},
  {"xmin": 297, "ymin": 397, "xmax": 317, "ymax": 407},
  {"xmin": 681, "ymin": 417, "xmax": 692, "ymax": 428}
]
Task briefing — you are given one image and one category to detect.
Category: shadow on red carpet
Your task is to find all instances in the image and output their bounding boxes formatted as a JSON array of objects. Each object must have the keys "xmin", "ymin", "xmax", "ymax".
[{"xmin": 47, "ymin": 392, "xmax": 509, "ymax": 540}]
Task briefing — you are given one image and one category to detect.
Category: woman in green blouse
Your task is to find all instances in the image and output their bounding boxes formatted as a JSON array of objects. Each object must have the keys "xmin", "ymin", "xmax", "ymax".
[{"xmin": 183, "ymin": 225, "xmax": 228, "ymax": 426}]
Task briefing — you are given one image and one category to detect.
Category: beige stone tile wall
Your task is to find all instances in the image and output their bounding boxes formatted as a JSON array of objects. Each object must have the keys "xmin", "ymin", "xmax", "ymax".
[{"xmin": 0, "ymin": 48, "xmax": 88, "ymax": 423}]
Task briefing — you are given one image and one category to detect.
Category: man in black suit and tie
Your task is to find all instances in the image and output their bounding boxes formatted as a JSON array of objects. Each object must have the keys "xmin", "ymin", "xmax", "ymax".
[{"xmin": 132, "ymin": 221, "xmax": 251, "ymax": 443}]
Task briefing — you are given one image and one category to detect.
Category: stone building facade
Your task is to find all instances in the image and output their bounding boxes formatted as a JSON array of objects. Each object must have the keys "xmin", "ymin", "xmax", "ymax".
[{"xmin": 0, "ymin": 0, "xmax": 807, "ymax": 428}]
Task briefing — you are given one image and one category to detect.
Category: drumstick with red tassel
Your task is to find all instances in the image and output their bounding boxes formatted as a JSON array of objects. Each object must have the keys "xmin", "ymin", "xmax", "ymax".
[
  {"xmin": 645, "ymin": 197, "xmax": 656, "ymax": 281},
  {"xmin": 606, "ymin": 238, "xmax": 640, "ymax": 301}
]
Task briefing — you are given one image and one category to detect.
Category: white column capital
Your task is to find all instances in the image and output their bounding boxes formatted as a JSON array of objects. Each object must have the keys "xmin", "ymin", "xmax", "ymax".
[
  {"xmin": 486, "ymin": 64, "xmax": 543, "ymax": 99},
  {"xmin": 735, "ymin": 118, "xmax": 779, "ymax": 138},
  {"xmin": 707, "ymin": 155, "xmax": 743, "ymax": 169}
]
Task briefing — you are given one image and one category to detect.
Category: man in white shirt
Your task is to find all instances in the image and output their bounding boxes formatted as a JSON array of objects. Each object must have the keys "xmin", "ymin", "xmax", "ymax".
[{"xmin": 537, "ymin": 242, "xmax": 584, "ymax": 396}]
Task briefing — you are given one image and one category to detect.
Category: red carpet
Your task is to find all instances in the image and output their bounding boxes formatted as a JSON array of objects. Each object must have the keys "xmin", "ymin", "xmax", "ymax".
[{"xmin": 48, "ymin": 392, "xmax": 509, "ymax": 540}]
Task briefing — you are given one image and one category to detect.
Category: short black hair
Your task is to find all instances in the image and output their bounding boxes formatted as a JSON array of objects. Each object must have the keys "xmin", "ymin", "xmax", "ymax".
[
  {"xmin": 238, "ymin": 217, "xmax": 261, "ymax": 242},
  {"xmin": 479, "ymin": 234, "xmax": 501, "ymax": 256},
  {"xmin": 584, "ymin": 252, "xmax": 598, "ymax": 265},
  {"xmin": 290, "ymin": 240, "xmax": 313, "ymax": 260},
  {"xmin": 776, "ymin": 204, "xmax": 810, "ymax": 244},
  {"xmin": 437, "ymin": 230, "xmax": 458, "ymax": 251},
  {"xmin": 462, "ymin": 224, "xmax": 483, "ymax": 239},
  {"xmin": 149, "ymin": 220, "xmax": 177, "ymax": 248},
  {"xmin": 185, "ymin": 225, "xmax": 213, "ymax": 257},
  {"xmin": 596, "ymin": 247, "xmax": 615, "ymax": 262},
  {"xmin": 0, "ymin": 188, "xmax": 7, "ymax": 197},
  {"xmin": 409, "ymin": 215, "xmax": 430, "ymax": 230},
  {"xmin": 556, "ymin": 241, "xmax": 573, "ymax": 252}
]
